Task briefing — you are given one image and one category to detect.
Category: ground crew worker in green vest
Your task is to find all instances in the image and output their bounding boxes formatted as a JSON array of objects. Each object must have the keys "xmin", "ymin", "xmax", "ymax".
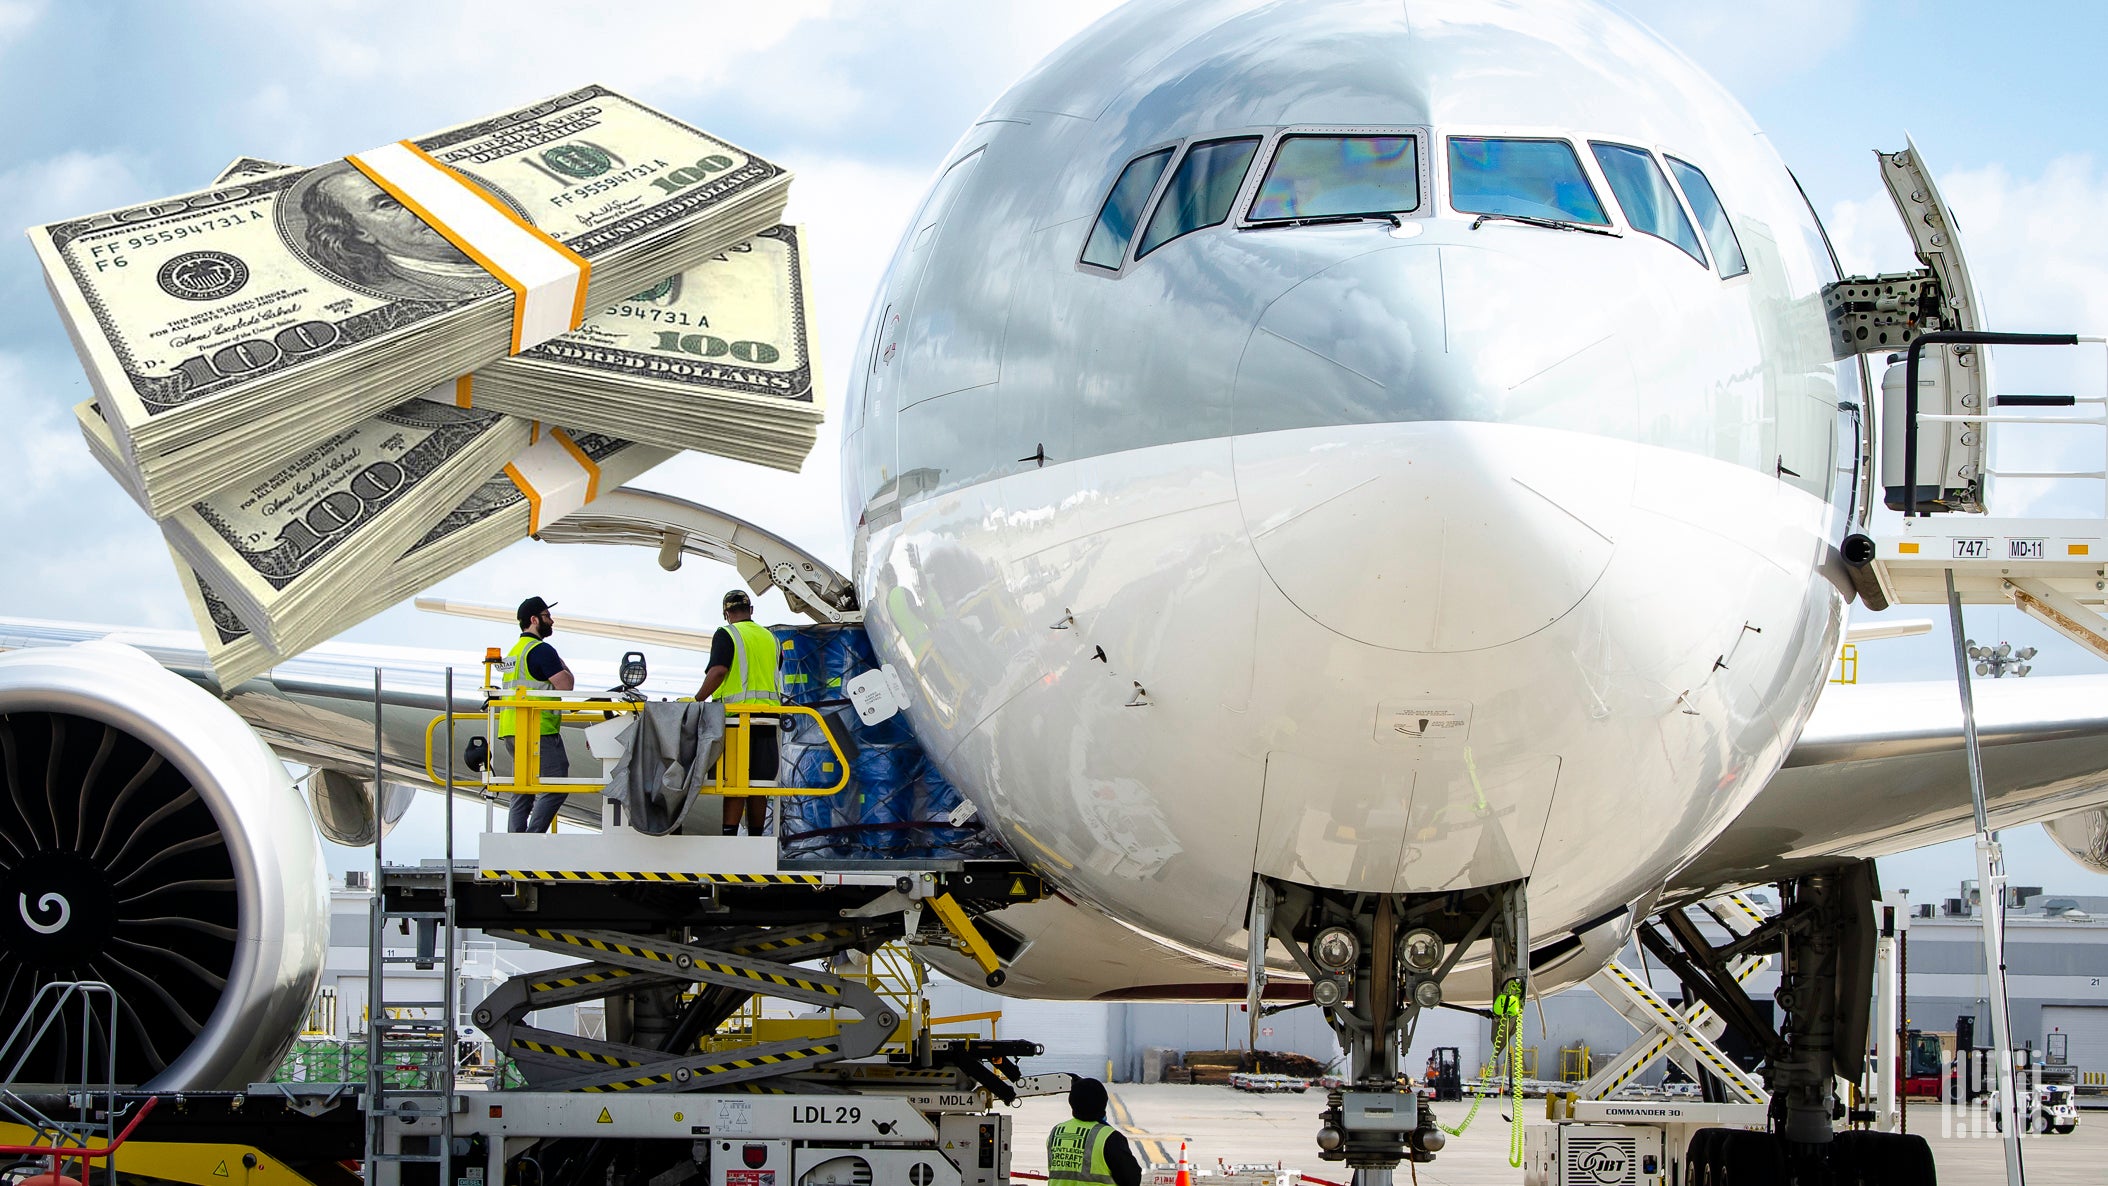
[
  {"xmin": 1047, "ymin": 1077, "xmax": 1140, "ymax": 1186},
  {"xmin": 694, "ymin": 589, "xmax": 782, "ymax": 837},
  {"xmin": 499, "ymin": 596, "xmax": 575, "ymax": 833}
]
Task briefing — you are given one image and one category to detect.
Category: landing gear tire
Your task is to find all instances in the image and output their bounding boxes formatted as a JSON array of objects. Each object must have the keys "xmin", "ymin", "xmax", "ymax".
[
  {"xmin": 1715, "ymin": 1130, "xmax": 1785, "ymax": 1185},
  {"xmin": 1685, "ymin": 1128, "xmax": 1726, "ymax": 1185},
  {"xmin": 1828, "ymin": 1130, "xmax": 1935, "ymax": 1186},
  {"xmin": 1878, "ymin": 1132, "xmax": 1936, "ymax": 1185},
  {"xmin": 1828, "ymin": 1130, "xmax": 1874, "ymax": 1184}
]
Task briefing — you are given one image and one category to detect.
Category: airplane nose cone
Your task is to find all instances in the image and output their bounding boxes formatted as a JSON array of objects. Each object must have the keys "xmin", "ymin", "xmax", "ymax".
[
  {"xmin": 1230, "ymin": 242, "xmax": 1636, "ymax": 653},
  {"xmin": 1234, "ymin": 420, "xmax": 1634, "ymax": 652}
]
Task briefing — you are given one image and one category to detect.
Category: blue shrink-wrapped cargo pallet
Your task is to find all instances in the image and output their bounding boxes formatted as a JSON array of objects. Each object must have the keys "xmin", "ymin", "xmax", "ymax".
[{"xmin": 771, "ymin": 623, "xmax": 1004, "ymax": 862}]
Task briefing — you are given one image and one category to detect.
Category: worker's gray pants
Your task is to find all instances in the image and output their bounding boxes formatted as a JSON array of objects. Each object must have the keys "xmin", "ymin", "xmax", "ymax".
[{"xmin": 503, "ymin": 734, "xmax": 571, "ymax": 833}]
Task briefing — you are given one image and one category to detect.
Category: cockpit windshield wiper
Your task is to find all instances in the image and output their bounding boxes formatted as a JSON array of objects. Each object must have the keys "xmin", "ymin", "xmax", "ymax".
[
  {"xmin": 1249, "ymin": 211, "xmax": 1404, "ymax": 230},
  {"xmin": 1469, "ymin": 212, "xmax": 1619, "ymax": 237}
]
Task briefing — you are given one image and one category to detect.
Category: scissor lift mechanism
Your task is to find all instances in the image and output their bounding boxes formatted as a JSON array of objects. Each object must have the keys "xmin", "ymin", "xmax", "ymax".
[
  {"xmin": 1577, "ymin": 893, "xmax": 1772, "ymax": 1104},
  {"xmin": 378, "ymin": 851, "xmax": 1048, "ymax": 1096}
]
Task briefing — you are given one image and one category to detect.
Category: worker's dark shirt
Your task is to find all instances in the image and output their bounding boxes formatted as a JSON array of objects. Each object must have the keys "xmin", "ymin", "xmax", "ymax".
[
  {"xmin": 1098, "ymin": 1124, "xmax": 1142, "ymax": 1186},
  {"xmin": 522, "ymin": 638, "xmax": 565, "ymax": 682},
  {"xmin": 707, "ymin": 626, "xmax": 734, "ymax": 672}
]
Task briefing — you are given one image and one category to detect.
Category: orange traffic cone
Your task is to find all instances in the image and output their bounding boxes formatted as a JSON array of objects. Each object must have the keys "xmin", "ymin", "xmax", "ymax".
[{"xmin": 1174, "ymin": 1140, "xmax": 1192, "ymax": 1186}]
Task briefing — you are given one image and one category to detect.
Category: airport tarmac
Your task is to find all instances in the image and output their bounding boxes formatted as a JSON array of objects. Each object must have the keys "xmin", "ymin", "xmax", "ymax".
[{"xmin": 1004, "ymin": 1084, "xmax": 2107, "ymax": 1183}]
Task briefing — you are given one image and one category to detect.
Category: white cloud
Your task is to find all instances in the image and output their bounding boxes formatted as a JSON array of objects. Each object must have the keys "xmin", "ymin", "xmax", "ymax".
[
  {"xmin": 0, "ymin": 352, "xmax": 96, "ymax": 499},
  {"xmin": 0, "ymin": 1, "xmax": 43, "ymax": 51},
  {"xmin": 230, "ymin": 0, "xmax": 842, "ymax": 127},
  {"xmin": 216, "ymin": 1, "xmax": 1124, "ymax": 153},
  {"xmin": 1614, "ymin": 0, "xmax": 1863, "ymax": 92},
  {"xmin": 0, "ymin": 149, "xmax": 153, "ymax": 238}
]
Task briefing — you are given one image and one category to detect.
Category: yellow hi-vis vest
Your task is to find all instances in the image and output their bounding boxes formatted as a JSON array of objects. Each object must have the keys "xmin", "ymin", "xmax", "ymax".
[
  {"xmin": 712, "ymin": 620, "xmax": 782, "ymax": 705},
  {"xmin": 498, "ymin": 633, "xmax": 560, "ymax": 737},
  {"xmin": 1046, "ymin": 1118, "xmax": 1115, "ymax": 1186}
]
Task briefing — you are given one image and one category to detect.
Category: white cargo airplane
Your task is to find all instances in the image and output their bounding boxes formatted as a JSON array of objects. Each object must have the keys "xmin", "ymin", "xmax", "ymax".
[{"xmin": 4, "ymin": 0, "xmax": 2106, "ymax": 1178}]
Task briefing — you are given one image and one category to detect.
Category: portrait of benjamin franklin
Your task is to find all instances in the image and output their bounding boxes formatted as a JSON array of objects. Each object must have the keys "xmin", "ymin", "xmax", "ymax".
[{"xmin": 277, "ymin": 161, "xmax": 505, "ymax": 303}]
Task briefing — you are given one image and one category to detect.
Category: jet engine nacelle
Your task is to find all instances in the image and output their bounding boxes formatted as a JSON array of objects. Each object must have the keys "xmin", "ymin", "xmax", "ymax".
[
  {"xmin": 0, "ymin": 642, "xmax": 326, "ymax": 1089},
  {"xmin": 2046, "ymin": 806, "xmax": 2108, "ymax": 875},
  {"xmin": 308, "ymin": 767, "xmax": 417, "ymax": 847}
]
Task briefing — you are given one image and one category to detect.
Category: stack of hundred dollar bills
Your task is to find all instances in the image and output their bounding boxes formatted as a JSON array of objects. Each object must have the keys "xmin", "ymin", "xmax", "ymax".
[{"xmin": 34, "ymin": 87, "xmax": 825, "ymax": 687}]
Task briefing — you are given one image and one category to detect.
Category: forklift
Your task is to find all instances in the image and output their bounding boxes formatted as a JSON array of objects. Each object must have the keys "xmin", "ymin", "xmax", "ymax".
[{"xmin": 1423, "ymin": 1048, "xmax": 1463, "ymax": 1102}]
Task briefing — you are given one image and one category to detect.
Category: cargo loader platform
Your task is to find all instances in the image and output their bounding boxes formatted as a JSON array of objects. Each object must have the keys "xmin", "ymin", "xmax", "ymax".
[{"xmin": 4, "ymin": 837, "xmax": 1059, "ymax": 1186}]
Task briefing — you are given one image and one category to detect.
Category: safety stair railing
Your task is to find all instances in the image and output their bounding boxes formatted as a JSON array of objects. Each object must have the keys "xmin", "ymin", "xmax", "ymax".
[
  {"xmin": 363, "ymin": 668, "xmax": 458, "ymax": 1186},
  {"xmin": 0, "ymin": 980, "xmax": 122, "ymax": 1169},
  {"xmin": 1900, "ymin": 332, "xmax": 2107, "ymax": 518},
  {"xmin": 1843, "ymin": 334, "xmax": 2108, "ymax": 641},
  {"xmin": 0, "ymin": 1094, "xmax": 159, "ymax": 1186}
]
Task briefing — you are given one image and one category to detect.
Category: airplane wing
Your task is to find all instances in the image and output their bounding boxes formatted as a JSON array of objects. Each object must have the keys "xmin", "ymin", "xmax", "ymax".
[
  {"xmin": 415, "ymin": 597, "xmax": 720, "ymax": 652},
  {"xmin": 1670, "ymin": 673, "xmax": 2108, "ymax": 894}
]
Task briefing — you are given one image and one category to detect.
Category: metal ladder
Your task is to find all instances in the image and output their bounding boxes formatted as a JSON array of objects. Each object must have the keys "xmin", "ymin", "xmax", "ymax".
[
  {"xmin": 0, "ymin": 981, "xmax": 121, "ymax": 1169},
  {"xmin": 364, "ymin": 668, "xmax": 459, "ymax": 1186}
]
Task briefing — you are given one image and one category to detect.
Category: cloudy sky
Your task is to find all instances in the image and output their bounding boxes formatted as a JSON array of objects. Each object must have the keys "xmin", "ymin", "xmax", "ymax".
[{"xmin": 4, "ymin": 0, "xmax": 2107, "ymax": 896}]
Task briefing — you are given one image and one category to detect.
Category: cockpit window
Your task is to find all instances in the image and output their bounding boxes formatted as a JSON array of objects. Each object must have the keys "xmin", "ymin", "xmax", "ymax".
[
  {"xmin": 1589, "ymin": 143, "xmax": 1706, "ymax": 266},
  {"xmin": 1664, "ymin": 156, "xmax": 1748, "ymax": 278},
  {"xmin": 1081, "ymin": 147, "xmax": 1175, "ymax": 270},
  {"xmin": 1249, "ymin": 135, "xmax": 1420, "ymax": 221},
  {"xmin": 1137, "ymin": 136, "xmax": 1261, "ymax": 258},
  {"xmin": 1447, "ymin": 137, "xmax": 1609, "ymax": 225}
]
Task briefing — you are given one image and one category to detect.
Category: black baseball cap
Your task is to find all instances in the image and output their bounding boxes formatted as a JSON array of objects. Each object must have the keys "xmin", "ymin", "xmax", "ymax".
[
  {"xmin": 722, "ymin": 588, "xmax": 752, "ymax": 610},
  {"xmin": 517, "ymin": 596, "xmax": 557, "ymax": 624}
]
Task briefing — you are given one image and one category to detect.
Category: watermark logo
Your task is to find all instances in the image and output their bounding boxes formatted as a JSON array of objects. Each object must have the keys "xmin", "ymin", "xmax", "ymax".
[{"xmin": 1935, "ymin": 1050, "xmax": 2067, "ymax": 1138}]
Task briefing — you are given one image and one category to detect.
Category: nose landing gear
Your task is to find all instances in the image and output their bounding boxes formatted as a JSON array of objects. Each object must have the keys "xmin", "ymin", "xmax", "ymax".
[{"xmin": 1259, "ymin": 877, "xmax": 1530, "ymax": 1184}]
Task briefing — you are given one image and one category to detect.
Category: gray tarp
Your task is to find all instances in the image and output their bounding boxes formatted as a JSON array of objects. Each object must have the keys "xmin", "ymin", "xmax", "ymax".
[{"xmin": 605, "ymin": 701, "xmax": 725, "ymax": 835}]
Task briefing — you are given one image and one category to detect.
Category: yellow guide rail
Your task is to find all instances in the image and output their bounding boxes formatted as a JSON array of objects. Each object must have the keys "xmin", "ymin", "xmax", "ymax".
[{"xmin": 423, "ymin": 695, "xmax": 851, "ymax": 799}]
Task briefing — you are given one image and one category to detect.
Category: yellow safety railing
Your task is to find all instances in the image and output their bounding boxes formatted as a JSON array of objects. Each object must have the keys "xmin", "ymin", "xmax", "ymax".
[
  {"xmin": 1831, "ymin": 642, "xmax": 1859, "ymax": 684},
  {"xmin": 423, "ymin": 694, "xmax": 851, "ymax": 801}
]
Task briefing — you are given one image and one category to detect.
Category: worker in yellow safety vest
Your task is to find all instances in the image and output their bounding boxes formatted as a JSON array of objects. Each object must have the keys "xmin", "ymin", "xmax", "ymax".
[
  {"xmin": 1046, "ymin": 1078, "xmax": 1140, "ymax": 1186},
  {"xmin": 694, "ymin": 588, "xmax": 782, "ymax": 836},
  {"xmin": 499, "ymin": 596, "xmax": 575, "ymax": 833}
]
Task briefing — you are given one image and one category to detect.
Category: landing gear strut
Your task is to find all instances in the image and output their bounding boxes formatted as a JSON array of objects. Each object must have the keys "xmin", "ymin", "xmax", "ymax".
[
  {"xmin": 1639, "ymin": 860, "xmax": 1936, "ymax": 1183},
  {"xmin": 1259, "ymin": 877, "xmax": 1529, "ymax": 1184}
]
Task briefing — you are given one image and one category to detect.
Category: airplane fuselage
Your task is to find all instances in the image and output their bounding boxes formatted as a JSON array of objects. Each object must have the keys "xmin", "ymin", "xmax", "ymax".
[{"xmin": 842, "ymin": 0, "xmax": 1867, "ymax": 975}]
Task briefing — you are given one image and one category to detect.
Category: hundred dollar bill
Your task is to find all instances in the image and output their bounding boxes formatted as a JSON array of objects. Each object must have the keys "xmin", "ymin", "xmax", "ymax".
[
  {"xmin": 31, "ymin": 85, "xmax": 789, "ymax": 514},
  {"xmin": 214, "ymin": 157, "xmax": 296, "ymax": 183},
  {"xmin": 173, "ymin": 549, "xmax": 291, "ymax": 690},
  {"xmin": 74, "ymin": 399, "xmax": 146, "ymax": 506},
  {"xmin": 160, "ymin": 399, "xmax": 533, "ymax": 651},
  {"xmin": 467, "ymin": 224, "xmax": 822, "ymax": 462},
  {"xmin": 174, "ymin": 435, "xmax": 675, "ymax": 687},
  {"xmin": 188, "ymin": 159, "xmax": 816, "ymax": 466}
]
